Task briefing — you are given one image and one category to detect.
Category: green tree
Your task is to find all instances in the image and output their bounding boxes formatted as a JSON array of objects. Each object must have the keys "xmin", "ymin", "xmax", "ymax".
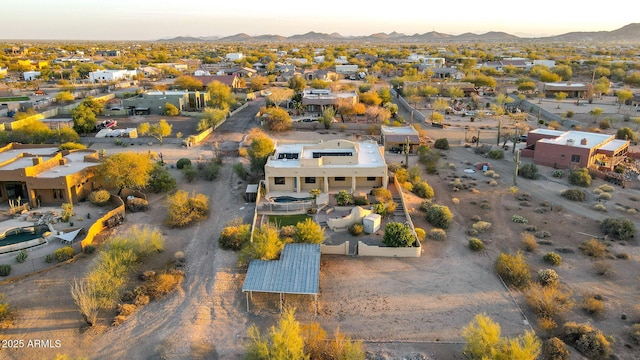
[
  {"xmin": 517, "ymin": 81, "xmax": 537, "ymax": 93},
  {"xmin": 590, "ymin": 107, "xmax": 604, "ymax": 123},
  {"xmin": 616, "ymin": 89, "xmax": 633, "ymax": 111},
  {"xmin": 267, "ymin": 87, "xmax": 294, "ymax": 108},
  {"xmin": 239, "ymin": 224, "xmax": 284, "ymax": 266},
  {"xmin": 208, "ymin": 80, "xmax": 236, "ymax": 110},
  {"xmin": 147, "ymin": 164, "xmax": 176, "ymax": 193},
  {"xmin": 568, "ymin": 168, "xmax": 591, "ymax": 187},
  {"xmin": 287, "ymin": 75, "xmax": 307, "ymax": 94},
  {"xmin": 377, "ymin": 87, "xmax": 392, "ymax": 104},
  {"xmin": 293, "ymin": 218, "xmax": 325, "ymax": 244},
  {"xmin": 55, "ymin": 91, "xmax": 74, "ymax": 104},
  {"xmin": 71, "ymin": 103, "xmax": 97, "ymax": 134},
  {"xmin": 173, "ymin": 75, "xmax": 203, "ymax": 91},
  {"xmin": 359, "ymin": 90, "xmax": 382, "ymax": 106},
  {"xmin": 382, "ymin": 222, "xmax": 415, "ymax": 247},
  {"xmin": 138, "ymin": 119, "xmax": 173, "ymax": 144},
  {"xmin": 164, "ymin": 190, "xmax": 209, "ymax": 228},
  {"xmin": 248, "ymin": 75, "xmax": 270, "ymax": 92},
  {"xmin": 263, "ymin": 107, "xmax": 292, "ymax": 132},
  {"xmin": 246, "ymin": 308, "xmax": 309, "ymax": 360},
  {"xmin": 554, "ymin": 92, "xmax": 567, "ymax": 108},
  {"xmin": 164, "ymin": 102, "xmax": 179, "ymax": 116},
  {"xmin": 425, "ymin": 204, "xmax": 453, "ymax": 229},
  {"xmin": 248, "ymin": 132, "xmax": 275, "ymax": 175},
  {"xmin": 552, "ymin": 64, "xmax": 573, "ymax": 81},
  {"xmin": 198, "ymin": 107, "xmax": 228, "ymax": 131},
  {"xmin": 593, "ymin": 77, "xmax": 611, "ymax": 97},
  {"xmin": 96, "ymin": 152, "xmax": 155, "ymax": 192},
  {"xmin": 616, "ymin": 127, "xmax": 634, "ymax": 141},
  {"xmin": 495, "ymin": 252, "xmax": 531, "ymax": 289},
  {"xmin": 463, "ymin": 313, "xmax": 540, "ymax": 360}
]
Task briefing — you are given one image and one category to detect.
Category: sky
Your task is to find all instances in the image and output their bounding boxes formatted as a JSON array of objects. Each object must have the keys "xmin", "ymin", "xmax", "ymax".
[{"xmin": 2, "ymin": 0, "xmax": 637, "ymax": 41}]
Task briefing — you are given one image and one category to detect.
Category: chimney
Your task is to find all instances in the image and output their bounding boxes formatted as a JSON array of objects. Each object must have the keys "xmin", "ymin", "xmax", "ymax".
[
  {"xmin": 581, "ymin": 138, "xmax": 588, "ymax": 146},
  {"xmin": 32, "ymin": 157, "xmax": 42, "ymax": 165},
  {"xmin": 59, "ymin": 158, "xmax": 68, "ymax": 165}
]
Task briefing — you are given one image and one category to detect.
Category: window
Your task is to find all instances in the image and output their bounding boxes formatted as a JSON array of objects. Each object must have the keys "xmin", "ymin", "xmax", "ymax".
[
  {"xmin": 334, "ymin": 177, "xmax": 346, "ymax": 181},
  {"xmin": 304, "ymin": 177, "xmax": 316, "ymax": 184},
  {"xmin": 571, "ymin": 154, "xmax": 581, "ymax": 163},
  {"xmin": 367, "ymin": 177, "xmax": 376, "ymax": 181},
  {"xmin": 274, "ymin": 177, "xmax": 285, "ymax": 185}
]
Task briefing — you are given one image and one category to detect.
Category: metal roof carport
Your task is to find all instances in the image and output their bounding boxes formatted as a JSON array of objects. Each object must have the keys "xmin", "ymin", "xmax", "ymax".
[{"xmin": 242, "ymin": 243, "xmax": 320, "ymax": 314}]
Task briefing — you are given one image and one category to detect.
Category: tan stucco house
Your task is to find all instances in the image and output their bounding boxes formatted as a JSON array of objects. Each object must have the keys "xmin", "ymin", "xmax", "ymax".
[
  {"xmin": 0, "ymin": 143, "xmax": 100, "ymax": 207},
  {"xmin": 264, "ymin": 140, "xmax": 387, "ymax": 196}
]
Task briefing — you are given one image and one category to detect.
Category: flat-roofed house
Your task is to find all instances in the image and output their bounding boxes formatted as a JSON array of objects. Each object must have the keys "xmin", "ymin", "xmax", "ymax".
[
  {"xmin": 301, "ymin": 89, "xmax": 358, "ymax": 114},
  {"xmin": 0, "ymin": 143, "xmax": 100, "ymax": 207},
  {"xmin": 264, "ymin": 140, "xmax": 387, "ymax": 196},
  {"xmin": 542, "ymin": 82, "xmax": 590, "ymax": 98},
  {"xmin": 381, "ymin": 126, "xmax": 421, "ymax": 153},
  {"xmin": 523, "ymin": 129, "xmax": 629, "ymax": 171}
]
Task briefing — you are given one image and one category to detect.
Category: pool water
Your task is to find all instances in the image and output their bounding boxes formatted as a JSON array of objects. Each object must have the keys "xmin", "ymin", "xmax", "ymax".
[
  {"xmin": 0, "ymin": 225, "xmax": 49, "ymax": 247},
  {"xmin": 270, "ymin": 196, "xmax": 313, "ymax": 203}
]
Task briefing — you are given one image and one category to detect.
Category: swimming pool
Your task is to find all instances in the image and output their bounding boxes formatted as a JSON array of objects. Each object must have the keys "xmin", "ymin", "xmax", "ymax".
[
  {"xmin": 0, "ymin": 225, "xmax": 49, "ymax": 247},
  {"xmin": 269, "ymin": 196, "xmax": 313, "ymax": 203}
]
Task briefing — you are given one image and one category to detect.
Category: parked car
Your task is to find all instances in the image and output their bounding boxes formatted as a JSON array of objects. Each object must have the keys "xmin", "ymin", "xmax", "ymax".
[
  {"xmin": 519, "ymin": 135, "xmax": 528, "ymax": 142},
  {"xmin": 389, "ymin": 147, "xmax": 404, "ymax": 154},
  {"xmin": 96, "ymin": 120, "xmax": 117, "ymax": 130}
]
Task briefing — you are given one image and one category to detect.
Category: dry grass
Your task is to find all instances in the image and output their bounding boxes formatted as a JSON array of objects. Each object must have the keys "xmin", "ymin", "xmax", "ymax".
[{"xmin": 521, "ymin": 232, "xmax": 538, "ymax": 252}]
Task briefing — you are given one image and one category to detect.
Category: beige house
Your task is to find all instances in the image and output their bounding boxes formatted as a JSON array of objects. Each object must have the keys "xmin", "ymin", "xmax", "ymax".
[
  {"xmin": 264, "ymin": 140, "xmax": 387, "ymax": 196},
  {"xmin": 0, "ymin": 143, "xmax": 100, "ymax": 207}
]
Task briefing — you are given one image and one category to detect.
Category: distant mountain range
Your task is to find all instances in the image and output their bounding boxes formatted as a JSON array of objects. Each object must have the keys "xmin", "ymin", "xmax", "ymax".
[{"xmin": 158, "ymin": 23, "xmax": 640, "ymax": 43}]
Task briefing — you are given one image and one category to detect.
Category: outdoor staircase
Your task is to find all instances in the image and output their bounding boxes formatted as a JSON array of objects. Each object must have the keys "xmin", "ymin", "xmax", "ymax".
[{"xmin": 392, "ymin": 197, "xmax": 407, "ymax": 223}]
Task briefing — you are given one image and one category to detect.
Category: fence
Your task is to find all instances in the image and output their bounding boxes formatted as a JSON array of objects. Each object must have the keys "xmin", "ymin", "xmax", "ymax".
[
  {"xmin": 320, "ymin": 242, "xmax": 350, "ymax": 255},
  {"xmin": 357, "ymin": 241, "xmax": 422, "ymax": 257},
  {"xmin": 79, "ymin": 194, "xmax": 125, "ymax": 250}
]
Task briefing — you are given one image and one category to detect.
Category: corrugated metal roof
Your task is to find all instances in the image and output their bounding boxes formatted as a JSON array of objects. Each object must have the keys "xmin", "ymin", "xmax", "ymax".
[{"xmin": 242, "ymin": 243, "xmax": 320, "ymax": 295}]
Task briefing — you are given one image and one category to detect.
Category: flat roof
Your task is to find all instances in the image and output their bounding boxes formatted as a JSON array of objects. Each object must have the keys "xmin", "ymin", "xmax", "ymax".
[
  {"xmin": 381, "ymin": 126, "xmax": 419, "ymax": 136},
  {"xmin": 599, "ymin": 139, "xmax": 629, "ymax": 152},
  {"xmin": 36, "ymin": 152, "xmax": 98, "ymax": 178},
  {"xmin": 269, "ymin": 141, "xmax": 384, "ymax": 169},
  {"xmin": 242, "ymin": 243, "xmax": 320, "ymax": 295},
  {"xmin": 538, "ymin": 131, "xmax": 612, "ymax": 149},
  {"xmin": 0, "ymin": 147, "xmax": 59, "ymax": 168},
  {"xmin": 529, "ymin": 128, "xmax": 565, "ymax": 136}
]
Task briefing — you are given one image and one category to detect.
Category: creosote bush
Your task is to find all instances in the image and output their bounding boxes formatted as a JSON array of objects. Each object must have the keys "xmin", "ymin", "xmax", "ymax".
[
  {"xmin": 164, "ymin": 190, "xmax": 209, "ymax": 228},
  {"xmin": 542, "ymin": 337, "xmax": 569, "ymax": 360},
  {"xmin": 495, "ymin": 251, "xmax": 530, "ymax": 289},
  {"xmin": 561, "ymin": 189, "xmax": 585, "ymax": 202},
  {"xmin": 0, "ymin": 265, "xmax": 11, "ymax": 277},
  {"xmin": 88, "ymin": 190, "xmax": 111, "ymax": 206},
  {"xmin": 434, "ymin": 138, "xmax": 449, "ymax": 150},
  {"xmin": 600, "ymin": 217, "xmax": 636, "ymax": 240},
  {"xmin": 428, "ymin": 228, "xmax": 447, "ymax": 241},
  {"xmin": 425, "ymin": 204, "xmax": 453, "ymax": 229},
  {"xmin": 525, "ymin": 283, "xmax": 574, "ymax": 319},
  {"xmin": 579, "ymin": 238, "xmax": 606, "ymax": 258},
  {"xmin": 543, "ymin": 252, "xmax": 563, "ymax": 266},
  {"xmin": 563, "ymin": 322, "xmax": 612, "ymax": 360},
  {"xmin": 521, "ymin": 232, "xmax": 538, "ymax": 252},
  {"xmin": 55, "ymin": 246, "xmax": 75, "ymax": 262},
  {"xmin": 581, "ymin": 293, "xmax": 605, "ymax": 317},
  {"xmin": 468, "ymin": 238, "xmax": 485, "ymax": 251},
  {"xmin": 219, "ymin": 219, "xmax": 251, "ymax": 251}
]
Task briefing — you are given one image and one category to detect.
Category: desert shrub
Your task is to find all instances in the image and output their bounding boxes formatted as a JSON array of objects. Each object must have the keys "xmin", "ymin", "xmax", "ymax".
[
  {"xmin": 144, "ymin": 270, "xmax": 184, "ymax": 299},
  {"xmin": 127, "ymin": 197, "xmax": 149, "ymax": 212},
  {"xmin": 563, "ymin": 322, "xmax": 612, "ymax": 360},
  {"xmin": 434, "ymin": 138, "xmax": 449, "ymax": 150},
  {"xmin": 525, "ymin": 224, "xmax": 537, "ymax": 232},
  {"xmin": 83, "ymin": 244, "xmax": 96, "ymax": 254},
  {"xmin": 542, "ymin": 337, "xmax": 569, "ymax": 360},
  {"xmin": 55, "ymin": 246, "xmax": 75, "ymax": 262},
  {"xmin": 117, "ymin": 303, "xmax": 137, "ymax": 318},
  {"xmin": 535, "ymin": 230, "xmax": 551, "ymax": 239},
  {"xmin": 353, "ymin": 196, "xmax": 369, "ymax": 206},
  {"xmin": 334, "ymin": 190, "xmax": 353, "ymax": 206},
  {"xmin": 348, "ymin": 223, "xmax": 363, "ymax": 236},
  {"xmin": 279, "ymin": 225, "xmax": 295, "ymax": 238},
  {"xmin": 148, "ymin": 165, "xmax": 177, "ymax": 193},
  {"xmin": 88, "ymin": 190, "xmax": 111, "ymax": 206},
  {"xmin": 525, "ymin": 283, "xmax": 574, "ymax": 318},
  {"xmin": 579, "ymin": 238, "xmax": 606, "ymax": 258},
  {"xmin": 176, "ymin": 158, "xmax": 191, "ymax": 169},
  {"xmin": 414, "ymin": 228, "xmax": 426, "ymax": 241},
  {"xmin": 182, "ymin": 165, "xmax": 198, "ymax": 182},
  {"xmin": 15, "ymin": 250, "xmax": 28, "ymax": 263},
  {"xmin": 164, "ymin": 190, "xmax": 209, "ymax": 228},
  {"xmin": 467, "ymin": 228, "xmax": 479, "ymax": 236},
  {"xmin": 468, "ymin": 238, "xmax": 485, "ymax": 251},
  {"xmin": 600, "ymin": 217, "xmax": 636, "ymax": 240},
  {"xmin": 593, "ymin": 260, "xmax": 615, "ymax": 277},
  {"xmin": 411, "ymin": 181, "xmax": 434, "ymax": 199},
  {"xmin": 471, "ymin": 221, "xmax": 492, "ymax": 233},
  {"xmin": 495, "ymin": 252, "xmax": 531, "ymax": 289},
  {"xmin": 518, "ymin": 163, "xmax": 539, "ymax": 179},
  {"xmin": 561, "ymin": 189, "xmax": 585, "ymax": 202},
  {"xmin": 511, "ymin": 214, "xmax": 528, "ymax": 223},
  {"xmin": 371, "ymin": 187, "xmax": 392, "ymax": 203},
  {"xmin": 0, "ymin": 265, "xmax": 11, "ymax": 277},
  {"xmin": 599, "ymin": 119, "xmax": 610, "ymax": 129},
  {"xmin": 428, "ymin": 228, "xmax": 447, "ymax": 241},
  {"xmin": 543, "ymin": 252, "xmax": 563, "ymax": 266},
  {"xmin": 488, "ymin": 179, "xmax": 498, "ymax": 186},
  {"xmin": 487, "ymin": 149, "xmax": 504, "ymax": 159},
  {"xmin": 537, "ymin": 269, "xmax": 559, "ymax": 287},
  {"xmin": 568, "ymin": 168, "xmax": 591, "ymax": 187},
  {"xmin": 45, "ymin": 255, "xmax": 53, "ymax": 263},
  {"xmin": 615, "ymin": 252, "xmax": 630, "ymax": 259},
  {"xmin": 382, "ymin": 222, "xmax": 415, "ymax": 247},
  {"xmin": 521, "ymin": 232, "xmax": 538, "ymax": 252},
  {"xmin": 593, "ymin": 203, "xmax": 607, "ymax": 212},
  {"xmin": 219, "ymin": 221, "xmax": 251, "ymax": 251},
  {"xmin": 582, "ymin": 294, "xmax": 605, "ymax": 316},
  {"xmin": 552, "ymin": 170, "xmax": 565, "ymax": 178},
  {"xmin": 598, "ymin": 192, "xmax": 612, "ymax": 201},
  {"xmin": 630, "ymin": 324, "xmax": 640, "ymax": 345},
  {"xmin": 598, "ymin": 184, "xmax": 614, "ymax": 193},
  {"xmin": 425, "ymin": 204, "xmax": 453, "ymax": 229}
]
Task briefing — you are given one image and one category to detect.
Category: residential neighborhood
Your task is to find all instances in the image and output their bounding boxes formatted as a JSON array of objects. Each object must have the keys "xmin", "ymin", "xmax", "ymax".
[{"xmin": 1, "ymin": 21, "xmax": 640, "ymax": 360}]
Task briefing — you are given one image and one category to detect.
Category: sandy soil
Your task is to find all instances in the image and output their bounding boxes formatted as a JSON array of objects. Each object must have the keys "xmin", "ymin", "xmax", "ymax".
[{"xmin": 1, "ymin": 121, "xmax": 639, "ymax": 359}]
